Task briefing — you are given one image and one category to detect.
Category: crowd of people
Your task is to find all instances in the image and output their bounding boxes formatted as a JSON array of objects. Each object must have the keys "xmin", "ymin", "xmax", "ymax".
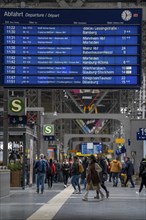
[
  {"xmin": 34, "ymin": 155, "xmax": 71, "ymax": 193},
  {"xmin": 34, "ymin": 153, "xmax": 146, "ymax": 200}
]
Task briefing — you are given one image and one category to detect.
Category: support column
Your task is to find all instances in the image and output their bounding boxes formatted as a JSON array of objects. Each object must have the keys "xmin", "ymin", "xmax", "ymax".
[
  {"xmin": 3, "ymin": 89, "xmax": 8, "ymax": 166},
  {"xmin": 22, "ymin": 133, "xmax": 26, "ymax": 189}
]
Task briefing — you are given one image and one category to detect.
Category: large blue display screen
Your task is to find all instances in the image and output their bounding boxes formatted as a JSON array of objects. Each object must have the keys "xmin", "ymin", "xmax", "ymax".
[
  {"xmin": 0, "ymin": 8, "xmax": 142, "ymax": 88},
  {"xmin": 81, "ymin": 142, "xmax": 103, "ymax": 154}
]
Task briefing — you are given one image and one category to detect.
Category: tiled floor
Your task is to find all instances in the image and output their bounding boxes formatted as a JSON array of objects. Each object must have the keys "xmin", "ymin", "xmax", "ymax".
[{"xmin": 0, "ymin": 182, "xmax": 146, "ymax": 220}]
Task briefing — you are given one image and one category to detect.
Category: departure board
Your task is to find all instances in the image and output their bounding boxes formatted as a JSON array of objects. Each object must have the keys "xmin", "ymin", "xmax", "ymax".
[{"xmin": 0, "ymin": 8, "xmax": 142, "ymax": 88}]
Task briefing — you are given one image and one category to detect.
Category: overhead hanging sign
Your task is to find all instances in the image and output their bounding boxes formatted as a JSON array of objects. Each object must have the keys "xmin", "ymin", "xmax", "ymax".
[
  {"xmin": 137, "ymin": 128, "xmax": 146, "ymax": 140},
  {"xmin": 115, "ymin": 138, "xmax": 125, "ymax": 144},
  {"xmin": 43, "ymin": 124, "xmax": 54, "ymax": 136},
  {"xmin": 9, "ymin": 115, "xmax": 27, "ymax": 124},
  {"xmin": 8, "ymin": 97, "xmax": 26, "ymax": 115},
  {"xmin": 0, "ymin": 8, "xmax": 142, "ymax": 88}
]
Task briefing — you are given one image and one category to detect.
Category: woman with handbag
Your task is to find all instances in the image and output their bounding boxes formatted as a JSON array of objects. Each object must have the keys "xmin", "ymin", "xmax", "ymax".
[
  {"xmin": 95, "ymin": 153, "xmax": 109, "ymax": 199},
  {"xmin": 82, "ymin": 155, "xmax": 104, "ymax": 201}
]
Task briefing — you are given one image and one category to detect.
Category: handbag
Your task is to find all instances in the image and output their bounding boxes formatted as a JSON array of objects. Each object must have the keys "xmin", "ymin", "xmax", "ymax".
[
  {"xmin": 102, "ymin": 173, "xmax": 108, "ymax": 181},
  {"xmin": 79, "ymin": 163, "xmax": 84, "ymax": 173}
]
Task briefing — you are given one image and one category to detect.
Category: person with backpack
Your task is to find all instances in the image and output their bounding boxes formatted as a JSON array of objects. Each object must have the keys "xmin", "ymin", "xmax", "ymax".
[
  {"xmin": 136, "ymin": 158, "xmax": 146, "ymax": 194},
  {"xmin": 34, "ymin": 153, "xmax": 48, "ymax": 194}
]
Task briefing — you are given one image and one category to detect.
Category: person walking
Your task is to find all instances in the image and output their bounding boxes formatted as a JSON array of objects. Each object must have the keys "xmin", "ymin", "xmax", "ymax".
[
  {"xmin": 82, "ymin": 155, "xmax": 104, "ymax": 201},
  {"xmin": 71, "ymin": 156, "xmax": 81, "ymax": 194},
  {"xmin": 107, "ymin": 158, "xmax": 112, "ymax": 182},
  {"xmin": 95, "ymin": 153, "xmax": 109, "ymax": 198},
  {"xmin": 110, "ymin": 157, "xmax": 122, "ymax": 187},
  {"xmin": 119, "ymin": 160, "xmax": 127, "ymax": 187},
  {"xmin": 81, "ymin": 156, "xmax": 88, "ymax": 190},
  {"xmin": 136, "ymin": 158, "xmax": 146, "ymax": 194},
  {"xmin": 54, "ymin": 160, "xmax": 62, "ymax": 183},
  {"xmin": 47, "ymin": 158, "xmax": 56, "ymax": 188},
  {"xmin": 124, "ymin": 157, "xmax": 135, "ymax": 188},
  {"xmin": 34, "ymin": 154, "xmax": 48, "ymax": 194},
  {"xmin": 62, "ymin": 158, "xmax": 70, "ymax": 188}
]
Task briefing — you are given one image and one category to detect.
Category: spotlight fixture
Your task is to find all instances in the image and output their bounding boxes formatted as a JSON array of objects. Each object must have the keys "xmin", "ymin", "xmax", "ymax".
[
  {"xmin": 64, "ymin": 92, "xmax": 68, "ymax": 99},
  {"xmin": 53, "ymin": 111, "xmax": 57, "ymax": 116}
]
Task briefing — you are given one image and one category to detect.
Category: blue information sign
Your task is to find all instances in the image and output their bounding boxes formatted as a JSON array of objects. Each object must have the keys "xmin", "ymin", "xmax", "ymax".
[
  {"xmin": 0, "ymin": 8, "xmax": 142, "ymax": 88},
  {"xmin": 44, "ymin": 136, "xmax": 55, "ymax": 141},
  {"xmin": 137, "ymin": 128, "xmax": 146, "ymax": 140},
  {"xmin": 9, "ymin": 116, "xmax": 27, "ymax": 125}
]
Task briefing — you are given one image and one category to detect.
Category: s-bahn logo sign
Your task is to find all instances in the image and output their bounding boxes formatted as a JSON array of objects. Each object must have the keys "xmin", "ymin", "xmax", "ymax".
[
  {"xmin": 8, "ymin": 97, "xmax": 26, "ymax": 116},
  {"xmin": 43, "ymin": 124, "xmax": 54, "ymax": 136}
]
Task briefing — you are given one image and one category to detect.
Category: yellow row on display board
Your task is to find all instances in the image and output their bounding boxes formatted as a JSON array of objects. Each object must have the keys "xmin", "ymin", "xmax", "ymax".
[
  {"xmin": 76, "ymin": 152, "xmax": 96, "ymax": 157},
  {"xmin": 76, "ymin": 151, "xmax": 114, "ymax": 157}
]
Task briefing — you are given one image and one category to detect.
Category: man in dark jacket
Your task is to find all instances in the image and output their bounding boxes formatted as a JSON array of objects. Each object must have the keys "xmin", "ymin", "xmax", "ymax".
[
  {"xmin": 34, "ymin": 154, "xmax": 49, "ymax": 194},
  {"xmin": 124, "ymin": 157, "xmax": 135, "ymax": 188},
  {"xmin": 71, "ymin": 156, "xmax": 81, "ymax": 194},
  {"xmin": 81, "ymin": 156, "xmax": 88, "ymax": 189},
  {"xmin": 62, "ymin": 158, "xmax": 70, "ymax": 188}
]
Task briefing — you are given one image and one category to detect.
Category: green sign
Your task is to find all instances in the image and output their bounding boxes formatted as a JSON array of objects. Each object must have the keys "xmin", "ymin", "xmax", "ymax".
[
  {"xmin": 8, "ymin": 97, "xmax": 26, "ymax": 115},
  {"xmin": 43, "ymin": 124, "xmax": 54, "ymax": 136}
]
